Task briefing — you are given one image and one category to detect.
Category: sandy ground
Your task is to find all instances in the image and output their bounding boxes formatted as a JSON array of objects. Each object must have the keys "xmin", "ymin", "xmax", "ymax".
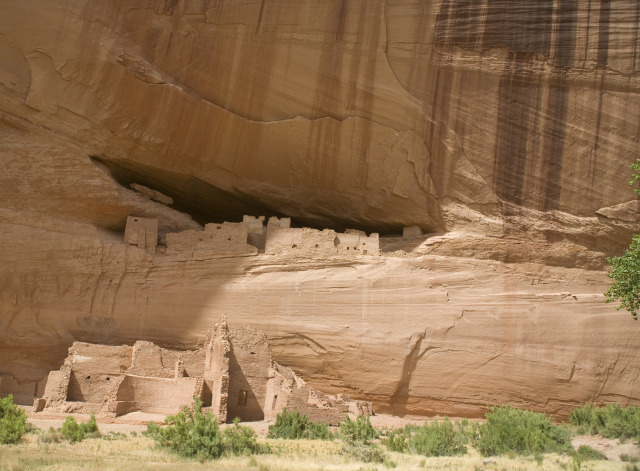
[{"xmin": 573, "ymin": 435, "xmax": 640, "ymax": 462}]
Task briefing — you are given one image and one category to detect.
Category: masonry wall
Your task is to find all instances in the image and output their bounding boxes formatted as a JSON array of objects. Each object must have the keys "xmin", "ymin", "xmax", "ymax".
[
  {"xmin": 64, "ymin": 343, "xmax": 132, "ymax": 403},
  {"xmin": 226, "ymin": 325, "xmax": 271, "ymax": 422},
  {"xmin": 204, "ymin": 320, "xmax": 230, "ymax": 420},
  {"xmin": 265, "ymin": 226, "xmax": 338, "ymax": 256},
  {"xmin": 335, "ymin": 230, "xmax": 380, "ymax": 256},
  {"xmin": 166, "ymin": 222, "xmax": 256, "ymax": 255},
  {"xmin": 124, "ymin": 216, "xmax": 158, "ymax": 253},
  {"xmin": 114, "ymin": 375, "xmax": 199, "ymax": 415},
  {"xmin": 0, "ymin": 375, "xmax": 44, "ymax": 406}
]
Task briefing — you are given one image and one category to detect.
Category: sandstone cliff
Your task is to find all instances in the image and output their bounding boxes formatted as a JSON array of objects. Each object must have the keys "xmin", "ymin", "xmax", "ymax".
[{"xmin": 1, "ymin": 1, "xmax": 639, "ymax": 417}]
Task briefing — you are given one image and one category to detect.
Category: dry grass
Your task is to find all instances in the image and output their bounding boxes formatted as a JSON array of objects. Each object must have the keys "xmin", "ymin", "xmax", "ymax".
[{"xmin": 0, "ymin": 433, "xmax": 630, "ymax": 471}]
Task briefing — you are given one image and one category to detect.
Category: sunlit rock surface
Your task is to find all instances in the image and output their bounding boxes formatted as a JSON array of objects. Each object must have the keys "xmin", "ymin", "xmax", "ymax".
[{"xmin": 1, "ymin": 0, "xmax": 639, "ymax": 416}]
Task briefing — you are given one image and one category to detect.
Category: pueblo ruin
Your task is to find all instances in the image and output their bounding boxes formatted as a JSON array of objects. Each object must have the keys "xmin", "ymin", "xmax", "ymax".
[
  {"xmin": 34, "ymin": 316, "xmax": 371, "ymax": 424},
  {"xmin": 125, "ymin": 214, "xmax": 381, "ymax": 257}
]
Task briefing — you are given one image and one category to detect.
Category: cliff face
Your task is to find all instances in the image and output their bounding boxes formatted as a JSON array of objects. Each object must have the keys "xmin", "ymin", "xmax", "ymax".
[{"xmin": 1, "ymin": 1, "xmax": 639, "ymax": 416}]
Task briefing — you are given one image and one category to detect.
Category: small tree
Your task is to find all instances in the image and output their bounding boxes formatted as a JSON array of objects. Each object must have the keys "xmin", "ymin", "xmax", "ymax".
[
  {"xmin": 0, "ymin": 395, "xmax": 27, "ymax": 444},
  {"xmin": 605, "ymin": 158, "xmax": 640, "ymax": 320},
  {"xmin": 605, "ymin": 235, "xmax": 640, "ymax": 320}
]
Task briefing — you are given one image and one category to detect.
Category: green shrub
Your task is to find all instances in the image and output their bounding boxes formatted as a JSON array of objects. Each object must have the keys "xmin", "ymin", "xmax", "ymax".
[
  {"xmin": 571, "ymin": 445, "xmax": 607, "ymax": 461},
  {"xmin": 145, "ymin": 399, "xmax": 222, "ymax": 460},
  {"xmin": 38, "ymin": 426, "xmax": 63, "ymax": 444},
  {"xmin": 569, "ymin": 404, "xmax": 640, "ymax": 440},
  {"xmin": 409, "ymin": 418, "xmax": 468, "ymax": 457},
  {"xmin": 60, "ymin": 413, "xmax": 101, "ymax": 442},
  {"xmin": 621, "ymin": 454, "xmax": 640, "ymax": 463},
  {"xmin": 61, "ymin": 417, "xmax": 84, "ymax": 442},
  {"xmin": 340, "ymin": 441, "xmax": 386, "ymax": 463},
  {"xmin": 0, "ymin": 395, "xmax": 27, "ymax": 444},
  {"xmin": 385, "ymin": 419, "xmax": 470, "ymax": 457},
  {"xmin": 223, "ymin": 417, "xmax": 269, "ymax": 455},
  {"xmin": 626, "ymin": 464, "xmax": 640, "ymax": 471},
  {"xmin": 267, "ymin": 409, "xmax": 331, "ymax": 440},
  {"xmin": 340, "ymin": 415, "xmax": 378, "ymax": 444},
  {"xmin": 475, "ymin": 405, "xmax": 572, "ymax": 457},
  {"xmin": 385, "ymin": 427, "xmax": 410, "ymax": 453}
]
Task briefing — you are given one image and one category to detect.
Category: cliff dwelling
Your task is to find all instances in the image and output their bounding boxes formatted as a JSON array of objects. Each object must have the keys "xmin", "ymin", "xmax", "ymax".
[
  {"xmin": 124, "ymin": 214, "xmax": 381, "ymax": 257},
  {"xmin": 33, "ymin": 317, "xmax": 371, "ymax": 425}
]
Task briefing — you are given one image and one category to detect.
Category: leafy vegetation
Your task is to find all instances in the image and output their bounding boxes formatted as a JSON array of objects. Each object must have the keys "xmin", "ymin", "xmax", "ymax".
[
  {"xmin": 267, "ymin": 409, "xmax": 331, "ymax": 440},
  {"xmin": 145, "ymin": 399, "xmax": 224, "ymax": 460},
  {"xmin": 622, "ymin": 453, "xmax": 640, "ymax": 463},
  {"xmin": 61, "ymin": 413, "xmax": 101, "ymax": 442},
  {"xmin": 0, "ymin": 395, "xmax": 28, "ymax": 444},
  {"xmin": 475, "ymin": 405, "xmax": 572, "ymax": 457},
  {"xmin": 570, "ymin": 445, "xmax": 608, "ymax": 461},
  {"xmin": 605, "ymin": 158, "xmax": 640, "ymax": 319},
  {"xmin": 340, "ymin": 440, "xmax": 386, "ymax": 464},
  {"xmin": 145, "ymin": 399, "xmax": 268, "ymax": 460},
  {"xmin": 569, "ymin": 403, "xmax": 640, "ymax": 440},
  {"xmin": 385, "ymin": 418, "xmax": 470, "ymax": 457},
  {"xmin": 223, "ymin": 417, "xmax": 269, "ymax": 455},
  {"xmin": 339, "ymin": 414, "xmax": 378, "ymax": 443}
]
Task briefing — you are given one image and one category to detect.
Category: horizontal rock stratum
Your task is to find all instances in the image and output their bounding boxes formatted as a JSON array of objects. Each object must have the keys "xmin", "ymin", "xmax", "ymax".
[{"xmin": 0, "ymin": 0, "xmax": 639, "ymax": 417}]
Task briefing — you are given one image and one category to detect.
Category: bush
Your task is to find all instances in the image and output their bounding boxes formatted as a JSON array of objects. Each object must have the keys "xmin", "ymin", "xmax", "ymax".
[
  {"xmin": 223, "ymin": 417, "xmax": 269, "ymax": 455},
  {"xmin": 267, "ymin": 409, "xmax": 331, "ymax": 440},
  {"xmin": 340, "ymin": 441, "xmax": 386, "ymax": 463},
  {"xmin": 621, "ymin": 454, "xmax": 640, "ymax": 463},
  {"xmin": 571, "ymin": 445, "xmax": 607, "ymax": 461},
  {"xmin": 60, "ymin": 413, "xmax": 101, "ymax": 442},
  {"xmin": 569, "ymin": 404, "xmax": 640, "ymax": 440},
  {"xmin": 38, "ymin": 426, "xmax": 63, "ymax": 444},
  {"xmin": 0, "ymin": 395, "xmax": 27, "ymax": 444},
  {"xmin": 410, "ymin": 418, "xmax": 468, "ymax": 457},
  {"xmin": 145, "ymin": 399, "xmax": 223, "ymax": 460},
  {"xmin": 340, "ymin": 415, "xmax": 378, "ymax": 444},
  {"xmin": 385, "ymin": 418, "xmax": 471, "ymax": 457},
  {"xmin": 475, "ymin": 405, "xmax": 572, "ymax": 456}
]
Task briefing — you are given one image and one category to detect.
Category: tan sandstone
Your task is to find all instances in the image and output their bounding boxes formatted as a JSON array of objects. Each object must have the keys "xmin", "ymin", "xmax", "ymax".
[{"xmin": 1, "ymin": 1, "xmax": 640, "ymax": 418}]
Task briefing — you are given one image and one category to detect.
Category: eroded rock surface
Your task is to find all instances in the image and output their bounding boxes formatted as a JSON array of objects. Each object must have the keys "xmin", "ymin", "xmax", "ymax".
[{"xmin": 1, "ymin": 1, "xmax": 639, "ymax": 417}]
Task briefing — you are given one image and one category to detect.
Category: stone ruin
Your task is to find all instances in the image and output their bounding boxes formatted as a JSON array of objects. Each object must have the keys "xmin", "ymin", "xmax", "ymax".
[
  {"xmin": 33, "ymin": 317, "xmax": 372, "ymax": 424},
  {"xmin": 124, "ymin": 215, "xmax": 158, "ymax": 253},
  {"xmin": 124, "ymin": 214, "xmax": 380, "ymax": 257}
]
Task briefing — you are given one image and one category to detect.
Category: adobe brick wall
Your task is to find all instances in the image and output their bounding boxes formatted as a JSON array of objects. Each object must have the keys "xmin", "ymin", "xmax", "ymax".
[
  {"xmin": 114, "ymin": 375, "xmax": 200, "ymax": 415},
  {"xmin": 124, "ymin": 216, "xmax": 158, "ymax": 253},
  {"xmin": 166, "ymin": 222, "xmax": 257, "ymax": 255},
  {"xmin": 226, "ymin": 325, "xmax": 271, "ymax": 421}
]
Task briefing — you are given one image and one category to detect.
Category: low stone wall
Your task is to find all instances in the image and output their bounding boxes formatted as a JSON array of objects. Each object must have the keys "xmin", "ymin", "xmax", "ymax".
[
  {"xmin": 114, "ymin": 375, "xmax": 200, "ymax": 415},
  {"xmin": 166, "ymin": 222, "xmax": 257, "ymax": 255}
]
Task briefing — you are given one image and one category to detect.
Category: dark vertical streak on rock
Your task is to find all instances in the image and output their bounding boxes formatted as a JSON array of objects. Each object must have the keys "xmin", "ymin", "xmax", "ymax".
[
  {"xmin": 597, "ymin": 0, "xmax": 611, "ymax": 67},
  {"xmin": 632, "ymin": 1, "xmax": 640, "ymax": 73},
  {"xmin": 540, "ymin": 0, "xmax": 577, "ymax": 210},
  {"xmin": 255, "ymin": 0, "xmax": 266, "ymax": 34},
  {"xmin": 492, "ymin": 55, "xmax": 537, "ymax": 206},
  {"xmin": 583, "ymin": 0, "xmax": 593, "ymax": 68},
  {"xmin": 540, "ymin": 82, "xmax": 569, "ymax": 211},
  {"xmin": 554, "ymin": 0, "xmax": 578, "ymax": 67},
  {"xmin": 592, "ymin": 72, "xmax": 606, "ymax": 188}
]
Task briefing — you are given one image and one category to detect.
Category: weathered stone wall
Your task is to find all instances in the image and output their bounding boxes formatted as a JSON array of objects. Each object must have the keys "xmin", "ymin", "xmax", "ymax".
[
  {"xmin": 226, "ymin": 325, "xmax": 272, "ymax": 421},
  {"xmin": 124, "ymin": 216, "xmax": 158, "ymax": 253},
  {"xmin": 265, "ymin": 226, "xmax": 338, "ymax": 256},
  {"xmin": 114, "ymin": 375, "xmax": 200, "ymax": 415},
  {"xmin": 0, "ymin": 375, "xmax": 44, "ymax": 406},
  {"xmin": 335, "ymin": 230, "xmax": 380, "ymax": 256},
  {"xmin": 204, "ymin": 319, "xmax": 230, "ymax": 421},
  {"xmin": 166, "ymin": 222, "xmax": 256, "ymax": 256},
  {"xmin": 129, "ymin": 341, "xmax": 174, "ymax": 378}
]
